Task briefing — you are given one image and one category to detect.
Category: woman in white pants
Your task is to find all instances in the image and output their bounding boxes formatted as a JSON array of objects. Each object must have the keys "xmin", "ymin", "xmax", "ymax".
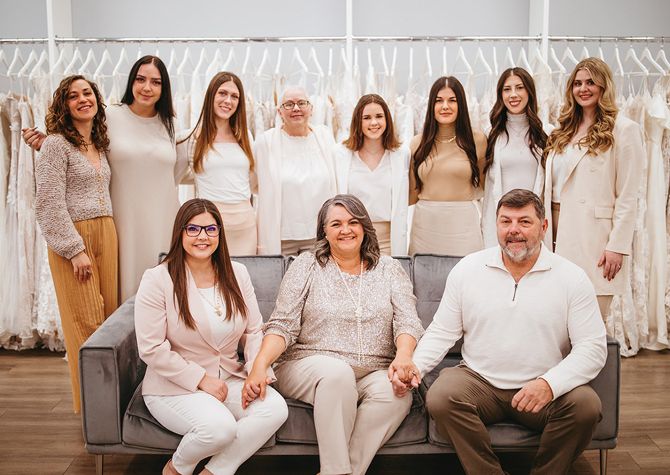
[{"xmin": 134, "ymin": 198, "xmax": 287, "ymax": 475}]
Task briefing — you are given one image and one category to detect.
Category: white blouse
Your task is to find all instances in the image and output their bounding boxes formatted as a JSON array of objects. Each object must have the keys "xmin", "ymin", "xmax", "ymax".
[
  {"xmin": 279, "ymin": 130, "xmax": 333, "ymax": 240},
  {"xmin": 196, "ymin": 143, "xmax": 251, "ymax": 203},
  {"xmin": 197, "ymin": 286, "xmax": 236, "ymax": 348},
  {"xmin": 347, "ymin": 152, "xmax": 393, "ymax": 222}
]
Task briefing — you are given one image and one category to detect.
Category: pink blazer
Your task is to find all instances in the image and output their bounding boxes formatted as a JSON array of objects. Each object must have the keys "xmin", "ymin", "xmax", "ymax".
[{"xmin": 135, "ymin": 261, "xmax": 265, "ymax": 396}]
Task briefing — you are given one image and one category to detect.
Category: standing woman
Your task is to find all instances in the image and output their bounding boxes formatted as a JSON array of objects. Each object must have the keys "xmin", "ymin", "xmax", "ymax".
[
  {"xmin": 135, "ymin": 199, "xmax": 287, "ymax": 475},
  {"xmin": 409, "ymin": 76, "xmax": 487, "ymax": 256},
  {"xmin": 543, "ymin": 57, "xmax": 644, "ymax": 320},
  {"xmin": 254, "ymin": 86, "xmax": 337, "ymax": 255},
  {"xmin": 35, "ymin": 75, "xmax": 118, "ymax": 413},
  {"xmin": 178, "ymin": 72, "xmax": 257, "ymax": 256},
  {"xmin": 24, "ymin": 55, "xmax": 185, "ymax": 302},
  {"xmin": 481, "ymin": 67, "xmax": 548, "ymax": 247},
  {"xmin": 335, "ymin": 94, "xmax": 410, "ymax": 256}
]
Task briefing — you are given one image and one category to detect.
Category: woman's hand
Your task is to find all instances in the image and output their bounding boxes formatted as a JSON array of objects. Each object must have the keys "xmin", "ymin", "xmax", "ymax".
[
  {"xmin": 242, "ymin": 367, "xmax": 272, "ymax": 409},
  {"xmin": 597, "ymin": 250, "xmax": 624, "ymax": 281},
  {"xmin": 71, "ymin": 251, "xmax": 93, "ymax": 283},
  {"xmin": 22, "ymin": 127, "xmax": 46, "ymax": 151},
  {"xmin": 388, "ymin": 353, "xmax": 420, "ymax": 385},
  {"xmin": 198, "ymin": 374, "xmax": 228, "ymax": 402}
]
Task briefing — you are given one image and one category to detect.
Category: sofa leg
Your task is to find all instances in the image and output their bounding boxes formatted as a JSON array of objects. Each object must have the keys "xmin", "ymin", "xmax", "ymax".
[
  {"xmin": 599, "ymin": 449, "xmax": 608, "ymax": 475},
  {"xmin": 95, "ymin": 454, "xmax": 104, "ymax": 475}
]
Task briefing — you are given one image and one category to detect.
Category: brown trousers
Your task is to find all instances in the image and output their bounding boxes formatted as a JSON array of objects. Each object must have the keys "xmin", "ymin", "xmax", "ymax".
[
  {"xmin": 47, "ymin": 216, "xmax": 119, "ymax": 413},
  {"xmin": 425, "ymin": 365, "xmax": 602, "ymax": 475}
]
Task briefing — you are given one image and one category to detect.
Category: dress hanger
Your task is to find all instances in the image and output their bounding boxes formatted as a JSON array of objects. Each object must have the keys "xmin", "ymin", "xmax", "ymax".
[
  {"xmin": 176, "ymin": 47, "xmax": 194, "ymax": 76},
  {"xmin": 492, "ymin": 45, "xmax": 499, "ymax": 76},
  {"xmin": 503, "ymin": 46, "xmax": 516, "ymax": 69},
  {"xmin": 624, "ymin": 46, "xmax": 649, "ymax": 76},
  {"xmin": 79, "ymin": 49, "xmax": 97, "ymax": 76},
  {"xmin": 655, "ymin": 48, "xmax": 670, "ymax": 73},
  {"xmin": 390, "ymin": 45, "xmax": 398, "ymax": 76},
  {"xmin": 291, "ymin": 46, "xmax": 309, "ymax": 73},
  {"xmin": 94, "ymin": 49, "xmax": 113, "ymax": 81},
  {"xmin": 327, "ymin": 47, "xmax": 333, "ymax": 77},
  {"xmin": 640, "ymin": 47, "xmax": 666, "ymax": 75},
  {"xmin": 17, "ymin": 49, "xmax": 38, "ymax": 78},
  {"xmin": 0, "ymin": 50, "xmax": 9, "ymax": 77},
  {"xmin": 613, "ymin": 42, "xmax": 625, "ymax": 77},
  {"xmin": 63, "ymin": 47, "xmax": 83, "ymax": 76},
  {"xmin": 308, "ymin": 47, "xmax": 324, "ymax": 77},
  {"xmin": 379, "ymin": 45, "xmax": 389, "ymax": 77},
  {"xmin": 516, "ymin": 47, "xmax": 532, "ymax": 74},
  {"xmin": 206, "ymin": 47, "xmax": 222, "ymax": 81},
  {"xmin": 7, "ymin": 48, "xmax": 25, "ymax": 77},
  {"xmin": 241, "ymin": 45, "xmax": 252, "ymax": 75},
  {"xmin": 452, "ymin": 45, "xmax": 473, "ymax": 75},
  {"xmin": 29, "ymin": 50, "xmax": 49, "ymax": 80},
  {"xmin": 549, "ymin": 46, "xmax": 566, "ymax": 74},
  {"xmin": 273, "ymin": 46, "xmax": 283, "ymax": 76},
  {"xmin": 560, "ymin": 46, "xmax": 580, "ymax": 68},
  {"xmin": 422, "ymin": 44, "xmax": 432, "ymax": 78},
  {"xmin": 473, "ymin": 44, "xmax": 493, "ymax": 76},
  {"xmin": 530, "ymin": 45, "xmax": 551, "ymax": 74},
  {"xmin": 166, "ymin": 48, "xmax": 178, "ymax": 76},
  {"xmin": 256, "ymin": 47, "xmax": 269, "ymax": 77},
  {"xmin": 441, "ymin": 42, "xmax": 447, "ymax": 75},
  {"xmin": 580, "ymin": 46, "xmax": 590, "ymax": 60},
  {"xmin": 113, "ymin": 47, "xmax": 130, "ymax": 76},
  {"xmin": 408, "ymin": 45, "xmax": 414, "ymax": 80}
]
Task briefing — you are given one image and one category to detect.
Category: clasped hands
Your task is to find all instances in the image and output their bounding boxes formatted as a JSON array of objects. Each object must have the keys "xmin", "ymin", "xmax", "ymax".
[
  {"xmin": 387, "ymin": 354, "xmax": 421, "ymax": 398},
  {"xmin": 241, "ymin": 367, "xmax": 273, "ymax": 409}
]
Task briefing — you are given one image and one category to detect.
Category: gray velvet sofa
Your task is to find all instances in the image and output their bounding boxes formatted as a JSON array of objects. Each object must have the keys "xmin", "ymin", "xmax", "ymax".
[{"xmin": 79, "ymin": 254, "xmax": 620, "ymax": 475}]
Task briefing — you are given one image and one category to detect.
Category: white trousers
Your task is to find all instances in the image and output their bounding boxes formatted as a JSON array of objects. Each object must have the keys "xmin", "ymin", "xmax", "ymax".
[
  {"xmin": 274, "ymin": 355, "xmax": 412, "ymax": 475},
  {"xmin": 144, "ymin": 375, "xmax": 288, "ymax": 475}
]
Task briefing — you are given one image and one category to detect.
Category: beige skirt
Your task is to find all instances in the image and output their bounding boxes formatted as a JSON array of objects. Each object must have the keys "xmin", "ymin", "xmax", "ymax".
[
  {"xmin": 212, "ymin": 200, "xmax": 257, "ymax": 256},
  {"xmin": 409, "ymin": 200, "xmax": 483, "ymax": 257},
  {"xmin": 373, "ymin": 221, "xmax": 391, "ymax": 256},
  {"xmin": 281, "ymin": 238, "xmax": 316, "ymax": 256}
]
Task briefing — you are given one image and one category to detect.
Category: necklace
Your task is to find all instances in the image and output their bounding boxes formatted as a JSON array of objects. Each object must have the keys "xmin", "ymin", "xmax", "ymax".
[
  {"xmin": 335, "ymin": 259, "xmax": 364, "ymax": 364},
  {"xmin": 435, "ymin": 135, "xmax": 457, "ymax": 144},
  {"xmin": 198, "ymin": 284, "xmax": 223, "ymax": 317}
]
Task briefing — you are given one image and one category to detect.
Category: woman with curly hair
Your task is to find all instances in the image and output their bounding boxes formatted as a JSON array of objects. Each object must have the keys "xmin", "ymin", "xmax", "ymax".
[
  {"xmin": 35, "ymin": 75, "xmax": 118, "ymax": 413},
  {"xmin": 543, "ymin": 57, "xmax": 645, "ymax": 320},
  {"xmin": 481, "ymin": 67, "xmax": 547, "ymax": 247}
]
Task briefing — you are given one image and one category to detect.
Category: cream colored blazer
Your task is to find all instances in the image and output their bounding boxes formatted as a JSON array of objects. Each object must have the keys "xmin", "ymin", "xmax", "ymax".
[{"xmin": 543, "ymin": 116, "xmax": 645, "ymax": 295}]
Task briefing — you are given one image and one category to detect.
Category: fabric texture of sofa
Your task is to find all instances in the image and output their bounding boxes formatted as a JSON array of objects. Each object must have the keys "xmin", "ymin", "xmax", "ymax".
[{"xmin": 80, "ymin": 254, "xmax": 619, "ymax": 475}]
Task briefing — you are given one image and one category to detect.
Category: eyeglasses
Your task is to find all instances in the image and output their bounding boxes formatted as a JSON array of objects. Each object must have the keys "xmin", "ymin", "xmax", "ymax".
[
  {"xmin": 280, "ymin": 100, "xmax": 311, "ymax": 110},
  {"xmin": 183, "ymin": 224, "xmax": 221, "ymax": 237}
]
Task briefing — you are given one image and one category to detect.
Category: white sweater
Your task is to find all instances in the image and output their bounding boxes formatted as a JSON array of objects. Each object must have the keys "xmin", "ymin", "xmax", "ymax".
[{"xmin": 413, "ymin": 244, "xmax": 607, "ymax": 399}]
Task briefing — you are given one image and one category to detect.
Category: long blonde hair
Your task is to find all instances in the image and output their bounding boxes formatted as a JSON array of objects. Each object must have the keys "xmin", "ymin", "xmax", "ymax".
[
  {"xmin": 545, "ymin": 57, "xmax": 617, "ymax": 157},
  {"xmin": 179, "ymin": 71, "xmax": 254, "ymax": 174}
]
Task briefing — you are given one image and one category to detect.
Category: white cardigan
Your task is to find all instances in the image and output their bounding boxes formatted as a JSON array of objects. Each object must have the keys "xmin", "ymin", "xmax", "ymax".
[
  {"xmin": 333, "ymin": 144, "xmax": 410, "ymax": 255},
  {"xmin": 254, "ymin": 125, "xmax": 337, "ymax": 255}
]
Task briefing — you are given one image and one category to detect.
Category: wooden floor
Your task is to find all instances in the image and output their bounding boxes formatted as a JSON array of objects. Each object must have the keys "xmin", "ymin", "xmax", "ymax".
[{"xmin": 0, "ymin": 348, "xmax": 668, "ymax": 474}]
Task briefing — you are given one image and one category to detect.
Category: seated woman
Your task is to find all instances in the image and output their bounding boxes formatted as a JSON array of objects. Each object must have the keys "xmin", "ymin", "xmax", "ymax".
[
  {"xmin": 134, "ymin": 198, "xmax": 287, "ymax": 475},
  {"xmin": 243, "ymin": 194, "xmax": 424, "ymax": 475}
]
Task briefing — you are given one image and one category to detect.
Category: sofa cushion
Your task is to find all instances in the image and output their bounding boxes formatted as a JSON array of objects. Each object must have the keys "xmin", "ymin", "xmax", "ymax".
[
  {"xmin": 232, "ymin": 256, "xmax": 285, "ymax": 321},
  {"xmin": 122, "ymin": 382, "xmax": 276, "ymax": 449},
  {"xmin": 275, "ymin": 390, "xmax": 427, "ymax": 447}
]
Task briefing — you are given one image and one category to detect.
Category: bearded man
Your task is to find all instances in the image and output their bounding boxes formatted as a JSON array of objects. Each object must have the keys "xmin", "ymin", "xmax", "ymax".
[{"xmin": 394, "ymin": 188, "xmax": 607, "ymax": 475}]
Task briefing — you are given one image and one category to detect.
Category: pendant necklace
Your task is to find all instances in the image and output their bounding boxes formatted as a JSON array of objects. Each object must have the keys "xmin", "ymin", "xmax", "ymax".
[{"xmin": 198, "ymin": 284, "xmax": 224, "ymax": 317}]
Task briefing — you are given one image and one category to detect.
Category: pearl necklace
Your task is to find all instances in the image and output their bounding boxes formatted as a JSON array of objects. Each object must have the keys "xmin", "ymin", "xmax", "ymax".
[
  {"xmin": 335, "ymin": 259, "xmax": 364, "ymax": 364},
  {"xmin": 198, "ymin": 284, "xmax": 223, "ymax": 317}
]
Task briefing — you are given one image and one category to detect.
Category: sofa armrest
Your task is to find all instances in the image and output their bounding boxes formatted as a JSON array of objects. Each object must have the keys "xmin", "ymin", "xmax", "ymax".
[
  {"xmin": 589, "ymin": 337, "xmax": 620, "ymax": 441},
  {"xmin": 79, "ymin": 297, "xmax": 144, "ymax": 445}
]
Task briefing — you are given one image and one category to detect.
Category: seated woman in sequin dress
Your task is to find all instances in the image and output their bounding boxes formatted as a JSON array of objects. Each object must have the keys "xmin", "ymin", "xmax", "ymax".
[
  {"xmin": 134, "ymin": 198, "xmax": 287, "ymax": 475},
  {"xmin": 242, "ymin": 194, "xmax": 424, "ymax": 475}
]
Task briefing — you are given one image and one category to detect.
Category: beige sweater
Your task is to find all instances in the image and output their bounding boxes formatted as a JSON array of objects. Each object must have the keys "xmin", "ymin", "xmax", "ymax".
[{"xmin": 35, "ymin": 134, "xmax": 112, "ymax": 259}]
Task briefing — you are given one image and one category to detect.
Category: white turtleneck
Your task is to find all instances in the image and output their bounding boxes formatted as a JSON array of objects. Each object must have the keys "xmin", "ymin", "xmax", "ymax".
[{"xmin": 496, "ymin": 113, "xmax": 540, "ymax": 193}]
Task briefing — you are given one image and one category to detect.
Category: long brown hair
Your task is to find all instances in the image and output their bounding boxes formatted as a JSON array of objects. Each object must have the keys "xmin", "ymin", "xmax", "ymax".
[
  {"xmin": 162, "ymin": 199, "xmax": 248, "ymax": 328},
  {"xmin": 485, "ymin": 68, "xmax": 547, "ymax": 174},
  {"xmin": 412, "ymin": 76, "xmax": 479, "ymax": 192},
  {"xmin": 46, "ymin": 75, "xmax": 110, "ymax": 152},
  {"xmin": 179, "ymin": 71, "xmax": 254, "ymax": 174},
  {"xmin": 314, "ymin": 194, "xmax": 380, "ymax": 270},
  {"xmin": 343, "ymin": 94, "xmax": 401, "ymax": 151},
  {"xmin": 545, "ymin": 57, "xmax": 617, "ymax": 157}
]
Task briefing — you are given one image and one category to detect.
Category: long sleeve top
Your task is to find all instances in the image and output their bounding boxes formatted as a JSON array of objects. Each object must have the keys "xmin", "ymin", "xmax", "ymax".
[
  {"xmin": 35, "ymin": 134, "xmax": 112, "ymax": 259},
  {"xmin": 264, "ymin": 252, "xmax": 424, "ymax": 369},
  {"xmin": 412, "ymin": 244, "xmax": 607, "ymax": 400}
]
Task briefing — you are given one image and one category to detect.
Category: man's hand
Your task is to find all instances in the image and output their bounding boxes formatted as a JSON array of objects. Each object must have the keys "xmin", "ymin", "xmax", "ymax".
[{"xmin": 511, "ymin": 378, "xmax": 554, "ymax": 413}]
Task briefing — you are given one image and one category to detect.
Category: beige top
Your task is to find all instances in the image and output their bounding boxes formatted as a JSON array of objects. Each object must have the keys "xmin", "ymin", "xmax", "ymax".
[
  {"xmin": 409, "ymin": 124, "xmax": 487, "ymax": 204},
  {"xmin": 264, "ymin": 252, "xmax": 424, "ymax": 370},
  {"xmin": 35, "ymin": 134, "xmax": 112, "ymax": 259}
]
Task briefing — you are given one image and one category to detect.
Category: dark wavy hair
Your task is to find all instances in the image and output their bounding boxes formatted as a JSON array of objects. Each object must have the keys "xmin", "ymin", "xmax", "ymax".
[
  {"xmin": 161, "ymin": 198, "xmax": 247, "ymax": 328},
  {"xmin": 485, "ymin": 68, "xmax": 547, "ymax": 174},
  {"xmin": 179, "ymin": 71, "xmax": 254, "ymax": 174},
  {"xmin": 343, "ymin": 94, "xmax": 401, "ymax": 151},
  {"xmin": 412, "ymin": 76, "xmax": 479, "ymax": 193},
  {"xmin": 314, "ymin": 194, "xmax": 380, "ymax": 270},
  {"xmin": 121, "ymin": 55, "xmax": 175, "ymax": 141},
  {"xmin": 46, "ymin": 75, "xmax": 110, "ymax": 152}
]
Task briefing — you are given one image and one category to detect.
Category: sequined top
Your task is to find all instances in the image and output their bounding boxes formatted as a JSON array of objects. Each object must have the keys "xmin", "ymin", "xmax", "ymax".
[{"xmin": 264, "ymin": 252, "xmax": 424, "ymax": 369}]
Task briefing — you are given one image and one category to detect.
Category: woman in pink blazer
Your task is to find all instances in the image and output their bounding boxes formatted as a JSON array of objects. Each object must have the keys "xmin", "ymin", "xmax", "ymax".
[
  {"xmin": 543, "ymin": 57, "xmax": 644, "ymax": 321},
  {"xmin": 134, "ymin": 198, "xmax": 287, "ymax": 475}
]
